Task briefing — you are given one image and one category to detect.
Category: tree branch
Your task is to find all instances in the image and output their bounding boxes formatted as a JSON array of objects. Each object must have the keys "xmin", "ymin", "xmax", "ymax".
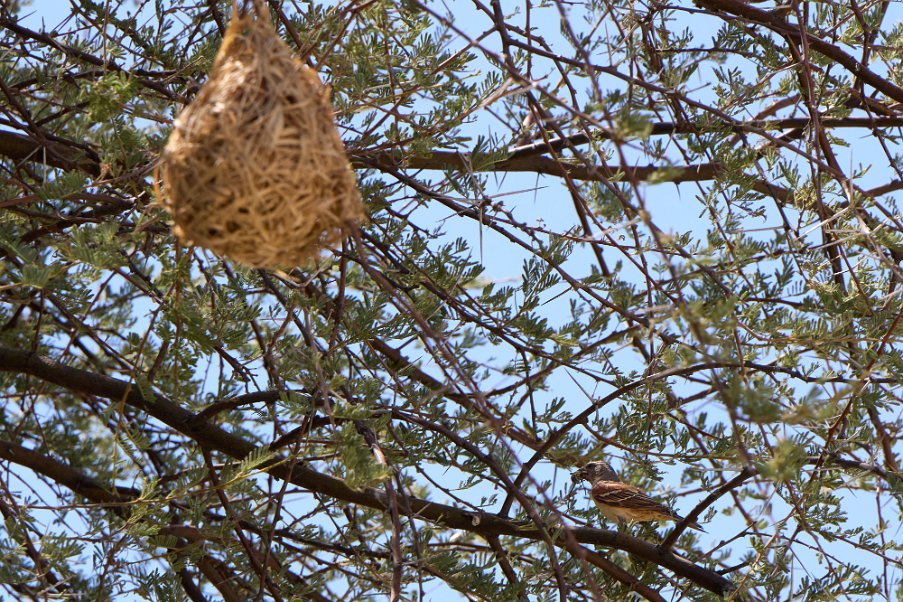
[
  {"xmin": 0, "ymin": 130, "xmax": 100, "ymax": 176},
  {"xmin": 0, "ymin": 344, "xmax": 736, "ymax": 596},
  {"xmin": 0, "ymin": 438, "xmax": 248, "ymax": 601},
  {"xmin": 694, "ymin": 0, "xmax": 903, "ymax": 105}
]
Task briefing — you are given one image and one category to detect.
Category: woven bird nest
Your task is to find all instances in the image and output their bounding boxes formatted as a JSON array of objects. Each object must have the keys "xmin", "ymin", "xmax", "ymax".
[{"xmin": 158, "ymin": 2, "xmax": 363, "ymax": 268}]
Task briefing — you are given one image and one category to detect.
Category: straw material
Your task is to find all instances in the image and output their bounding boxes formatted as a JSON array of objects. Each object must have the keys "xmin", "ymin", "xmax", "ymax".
[{"xmin": 158, "ymin": 5, "xmax": 363, "ymax": 268}]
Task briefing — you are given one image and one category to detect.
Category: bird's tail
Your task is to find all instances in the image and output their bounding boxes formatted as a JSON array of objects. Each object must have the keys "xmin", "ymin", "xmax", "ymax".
[{"xmin": 675, "ymin": 514, "xmax": 705, "ymax": 532}]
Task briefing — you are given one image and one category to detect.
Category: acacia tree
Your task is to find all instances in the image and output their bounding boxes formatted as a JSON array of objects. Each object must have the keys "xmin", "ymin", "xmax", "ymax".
[{"xmin": 0, "ymin": 0, "xmax": 901, "ymax": 599}]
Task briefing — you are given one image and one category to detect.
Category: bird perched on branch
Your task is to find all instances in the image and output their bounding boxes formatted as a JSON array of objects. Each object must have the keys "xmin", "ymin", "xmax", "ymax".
[{"xmin": 571, "ymin": 460, "xmax": 704, "ymax": 531}]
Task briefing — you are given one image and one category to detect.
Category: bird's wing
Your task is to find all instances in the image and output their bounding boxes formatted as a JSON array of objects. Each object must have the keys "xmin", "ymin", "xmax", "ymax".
[
  {"xmin": 591, "ymin": 481, "xmax": 675, "ymax": 516},
  {"xmin": 591, "ymin": 481, "xmax": 705, "ymax": 531}
]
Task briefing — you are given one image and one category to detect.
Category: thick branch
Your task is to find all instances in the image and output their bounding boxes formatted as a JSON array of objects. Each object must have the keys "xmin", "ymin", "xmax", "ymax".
[
  {"xmin": 0, "ymin": 130, "xmax": 100, "ymax": 176},
  {"xmin": 357, "ymin": 149, "xmax": 718, "ymax": 184},
  {"xmin": 0, "ymin": 438, "xmax": 249, "ymax": 602},
  {"xmin": 0, "ymin": 438, "xmax": 136, "ymax": 505},
  {"xmin": 508, "ymin": 116, "xmax": 903, "ymax": 159},
  {"xmin": 0, "ymin": 344, "xmax": 735, "ymax": 596},
  {"xmin": 694, "ymin": 0, "xmax": 903, "ymax": 105}
]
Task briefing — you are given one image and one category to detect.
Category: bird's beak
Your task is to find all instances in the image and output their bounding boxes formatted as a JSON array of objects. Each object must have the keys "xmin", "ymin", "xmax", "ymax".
[{"xmin": 570, "ymin": 468, "xmax": 586, "ymax": 484}]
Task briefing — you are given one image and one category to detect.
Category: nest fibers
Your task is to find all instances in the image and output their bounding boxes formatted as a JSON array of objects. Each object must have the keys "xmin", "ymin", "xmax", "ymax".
[{"xmin": 158, "ymin": 3, "xmax": 363, "ymax": 268}]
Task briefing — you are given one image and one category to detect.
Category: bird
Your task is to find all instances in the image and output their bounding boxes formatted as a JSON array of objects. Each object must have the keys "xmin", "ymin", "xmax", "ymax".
[{"xmin": 571, "ymin": 460, "xmax": 704, "ymax": 532}]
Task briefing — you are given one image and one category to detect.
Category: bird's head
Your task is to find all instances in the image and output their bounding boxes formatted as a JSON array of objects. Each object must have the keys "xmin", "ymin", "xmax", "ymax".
[{"xmin": 571, "ymin": 460, "xmax": 620, "ymax": 484}]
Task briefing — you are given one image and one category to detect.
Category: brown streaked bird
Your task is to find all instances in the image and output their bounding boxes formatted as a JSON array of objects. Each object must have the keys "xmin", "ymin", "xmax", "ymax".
[{"xmin": 571, "ymin": 460, "xmax": 704, "ymax": 531}]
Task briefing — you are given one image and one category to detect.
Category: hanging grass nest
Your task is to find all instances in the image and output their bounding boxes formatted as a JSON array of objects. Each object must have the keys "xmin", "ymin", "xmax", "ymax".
[{"xmin": 158, "ymin": 2, "xmax": 363, "ymax": 268}]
